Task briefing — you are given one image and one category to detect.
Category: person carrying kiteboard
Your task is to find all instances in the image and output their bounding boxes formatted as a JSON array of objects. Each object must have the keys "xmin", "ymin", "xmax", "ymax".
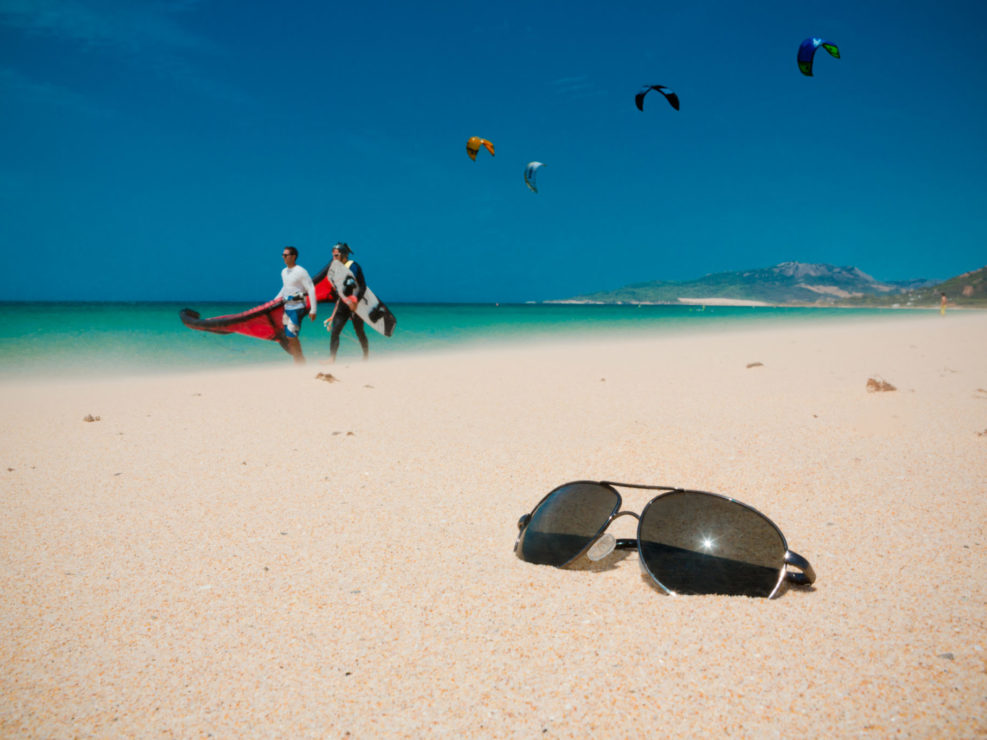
[{"xmin": 324, "ymin": 242, "xmax": 370, "ymax": 362}]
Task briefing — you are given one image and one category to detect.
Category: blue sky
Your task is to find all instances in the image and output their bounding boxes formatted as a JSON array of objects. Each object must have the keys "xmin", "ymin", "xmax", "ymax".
[{"xmin": 1, "ymin": 0, "xmax": 985, "ymax": 303}]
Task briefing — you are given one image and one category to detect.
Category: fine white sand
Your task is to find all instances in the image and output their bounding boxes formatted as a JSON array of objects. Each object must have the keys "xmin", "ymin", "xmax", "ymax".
[{"xmin": 2, "ymin": 312, "xmax": 985, "ymax": 737}]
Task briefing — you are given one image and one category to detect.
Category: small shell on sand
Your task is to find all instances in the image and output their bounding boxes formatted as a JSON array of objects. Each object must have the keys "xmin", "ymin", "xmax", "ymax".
[{"xmin": 866, "ymin": 377, "xmax": 896, "ymax": 392}]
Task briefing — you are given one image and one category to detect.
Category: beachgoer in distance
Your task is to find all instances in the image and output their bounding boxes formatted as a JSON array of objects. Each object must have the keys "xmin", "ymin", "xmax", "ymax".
[
  {"xmin": 324, "ymin": 242, "xmax": 369, "ymax": 362},
  {"xmin": 275, "ymin": 246, "xmax": 317, "ymax": 363},
  {"xmin": 940, "ymin": 292, "xmax": 948, "ymax": 316}
]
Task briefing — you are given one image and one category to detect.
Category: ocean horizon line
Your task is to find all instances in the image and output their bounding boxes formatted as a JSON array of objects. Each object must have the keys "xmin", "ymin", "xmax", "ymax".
[
  {"xmin": 0, "ymin": 298, "xmax": 937, "ymax": 309},
  {"xmin": 0, "ymin": 299, "xmax": 562, "ymax": 306}
]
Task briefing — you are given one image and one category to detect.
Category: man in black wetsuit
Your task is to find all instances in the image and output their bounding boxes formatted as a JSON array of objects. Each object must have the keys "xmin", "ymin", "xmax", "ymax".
[{"xmin": 325, "ymin": 242, "xmax": 370, "ymax": 362}]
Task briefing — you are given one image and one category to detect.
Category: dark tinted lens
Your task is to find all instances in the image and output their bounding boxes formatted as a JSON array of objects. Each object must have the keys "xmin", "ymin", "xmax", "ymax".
[
  {"xmin": 518, "ymin": 482, "xmax": 619, "ymax": 566},
  {"xmin": 638, "ymin": 491, "xmax": 786, "ymax": 596}
]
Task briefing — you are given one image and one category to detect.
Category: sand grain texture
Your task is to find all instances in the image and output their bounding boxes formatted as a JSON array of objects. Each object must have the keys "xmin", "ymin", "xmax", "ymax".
[{"xmin": 2, "ymin": 313, "xmax": 985, "ymax": 737}]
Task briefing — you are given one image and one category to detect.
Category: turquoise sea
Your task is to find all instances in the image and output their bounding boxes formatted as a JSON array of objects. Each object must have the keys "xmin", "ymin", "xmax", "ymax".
[{"xmin": 0, "ymin": 302, "xmax": 932, "ymax": 380}]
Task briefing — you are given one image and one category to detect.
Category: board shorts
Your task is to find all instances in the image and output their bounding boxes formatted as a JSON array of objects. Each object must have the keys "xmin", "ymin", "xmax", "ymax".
[{"xmin": 283, "ymin": 306, "xmax": 306, "ymax": 338}]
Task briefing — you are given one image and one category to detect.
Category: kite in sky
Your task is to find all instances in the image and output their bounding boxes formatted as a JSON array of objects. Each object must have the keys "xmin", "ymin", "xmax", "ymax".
[
  {"xmin": 524, "ymin": 162, "xmax": 544, "ymax": 193},
  {"xmin": 798, "ymin": 38, "xmax": 840, "ymax": 76},
  {"xmin": 466, "ymin": 136, "xmax": 495, "ymax": 161},
  {"xmin": 635, "ymin": 85, "xmax": 680, "ymax": 112}
]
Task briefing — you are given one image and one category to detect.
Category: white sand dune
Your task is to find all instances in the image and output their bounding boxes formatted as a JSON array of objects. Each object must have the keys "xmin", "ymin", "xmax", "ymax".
[
  {"xmin": 676, "ymin": 297, "xmax": 771, "ymax": 306},
  {"xmin": 2, "ymin": 312, "xmax": 985, "ymax": 737}
]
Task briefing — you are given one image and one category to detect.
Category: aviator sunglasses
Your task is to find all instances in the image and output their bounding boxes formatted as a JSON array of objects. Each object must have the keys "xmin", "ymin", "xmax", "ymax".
[{"xmin": 515, "ymin": 481, "xmax": 815, "ymax": 598}]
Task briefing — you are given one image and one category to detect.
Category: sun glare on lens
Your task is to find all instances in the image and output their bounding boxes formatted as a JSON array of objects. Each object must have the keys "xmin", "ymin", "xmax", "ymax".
[{"xmin": 701, "ymin": 536, "xmax": 715, "ymax": 552}]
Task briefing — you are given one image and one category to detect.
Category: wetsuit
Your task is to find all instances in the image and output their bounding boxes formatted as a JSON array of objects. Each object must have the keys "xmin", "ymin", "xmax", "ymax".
[{"xmin": 329, "ymin": 259, "xmax": 369, "ymax": 360}]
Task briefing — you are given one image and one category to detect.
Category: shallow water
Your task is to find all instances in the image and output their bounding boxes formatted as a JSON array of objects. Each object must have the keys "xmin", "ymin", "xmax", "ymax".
[{"xmin": 0, "ymin": 301, "xmax": 931, "ymax": 379}]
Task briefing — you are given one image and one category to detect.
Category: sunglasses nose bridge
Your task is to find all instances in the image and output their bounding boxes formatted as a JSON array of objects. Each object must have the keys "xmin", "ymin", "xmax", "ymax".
[
  {"xmin": 583, "ymin": 510, "xmax": 641, "ymax": 562},
  {"xmin": 611, "ymin": 510, "xmax": 640, "ymax": 523}
]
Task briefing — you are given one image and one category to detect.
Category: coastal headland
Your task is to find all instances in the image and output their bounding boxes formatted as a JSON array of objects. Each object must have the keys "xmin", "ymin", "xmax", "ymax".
[{"xmin": 2, "ymin": 312, "xmax": 985, "ymax": 737}]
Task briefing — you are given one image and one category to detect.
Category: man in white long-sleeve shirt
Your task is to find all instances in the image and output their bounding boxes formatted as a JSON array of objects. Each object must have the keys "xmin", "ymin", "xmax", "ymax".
[{"xmin": 275, "ymin": 246, "xmax": 317, "ymax": 363}]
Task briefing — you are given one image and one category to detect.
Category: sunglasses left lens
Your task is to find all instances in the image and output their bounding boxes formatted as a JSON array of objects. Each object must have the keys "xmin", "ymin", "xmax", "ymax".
[
  {"xmin": 638, "ymin": 491, "xmax": 787, "ymax": 597},
  {"xmin": 517, "ymin": 482, "xmax": 619, "ymax": 566}
]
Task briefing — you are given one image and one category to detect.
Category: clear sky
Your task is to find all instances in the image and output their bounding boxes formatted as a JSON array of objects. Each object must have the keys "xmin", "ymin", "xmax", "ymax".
[{"xmin": 1, "ymin": 0, "xmax": 985, "ymax": 303}]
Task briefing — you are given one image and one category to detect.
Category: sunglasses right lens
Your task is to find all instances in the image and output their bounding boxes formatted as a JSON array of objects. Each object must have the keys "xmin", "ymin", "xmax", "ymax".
[
  {"xmin": 517, "ymin": 482, "xmax": 619, "ymax": 566},
  {"xmin": 638, "ymin": 491, "xmax": 787, "ymax": 597}
]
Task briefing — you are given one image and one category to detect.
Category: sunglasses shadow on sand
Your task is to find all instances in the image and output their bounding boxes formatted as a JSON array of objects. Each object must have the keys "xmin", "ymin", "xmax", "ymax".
[{"xmin": 515, "ymin": 481, "xmax": 816, "ymax": 598}]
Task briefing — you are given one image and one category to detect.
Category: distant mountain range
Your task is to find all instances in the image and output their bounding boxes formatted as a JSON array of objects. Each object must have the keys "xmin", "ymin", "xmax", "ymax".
[{"xmin": 554, "ymin": 262, "xmax": 987, "ymax": 307}]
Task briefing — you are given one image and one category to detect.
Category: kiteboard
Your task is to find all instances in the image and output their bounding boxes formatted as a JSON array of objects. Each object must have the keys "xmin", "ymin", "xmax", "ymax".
[
  {"xmin": 179, "ymin": 261, "xmax": 336, "ymax": 352},
  {"xmin": 327, "ymin": 260, "xmax": 397, "ymax": 337}
]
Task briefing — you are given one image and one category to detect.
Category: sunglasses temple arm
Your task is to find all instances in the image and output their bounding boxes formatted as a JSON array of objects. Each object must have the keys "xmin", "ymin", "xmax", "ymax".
[
  {"xmin": 615, "ymin": 538, "xmax": 638, "ymax": 550},
  {"xmin": 784, "ymin": 550, "xmax": 816, "ymax": 586}
]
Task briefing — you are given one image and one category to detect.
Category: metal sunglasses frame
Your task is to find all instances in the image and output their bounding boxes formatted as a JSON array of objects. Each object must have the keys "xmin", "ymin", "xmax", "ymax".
[{"xmin": 515, "ymin": 480, "xmax": 816, "ymax": 598}]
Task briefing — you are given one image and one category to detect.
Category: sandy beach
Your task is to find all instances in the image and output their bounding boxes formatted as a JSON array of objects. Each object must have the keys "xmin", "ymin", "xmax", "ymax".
[{"xmin": 2, "ymin": 312, "xmax": 985, "ymax": 737}]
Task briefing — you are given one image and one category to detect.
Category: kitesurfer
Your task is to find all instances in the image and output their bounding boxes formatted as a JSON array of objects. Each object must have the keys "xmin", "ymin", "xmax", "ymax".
[
  {"xmin": 325, "ymin": 242, "xmax": 370, "ymax": 362},
  {"xmin": 276, "ymin": 246, "xmax": 317, "ymax": 364}
]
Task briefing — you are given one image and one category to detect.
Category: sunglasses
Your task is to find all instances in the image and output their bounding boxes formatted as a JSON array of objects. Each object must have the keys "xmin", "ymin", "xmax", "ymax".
[{"xmin": 515, "ymin": 481, "xmax": 815, "ymax": 598}]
